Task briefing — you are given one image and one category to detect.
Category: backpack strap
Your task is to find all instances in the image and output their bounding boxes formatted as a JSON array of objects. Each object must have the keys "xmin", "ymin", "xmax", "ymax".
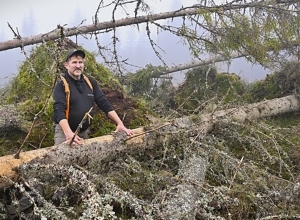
[
  {"xmin": 60, "ymin": 74, "xmax": 93, "ymax": 120},
  {"xmin": 83, "ymin": 75, "xmax": 93, "ymax": 91},
  {"xmin": 60, "ymin": 75, "xmax": 70, "ymax": 120}
]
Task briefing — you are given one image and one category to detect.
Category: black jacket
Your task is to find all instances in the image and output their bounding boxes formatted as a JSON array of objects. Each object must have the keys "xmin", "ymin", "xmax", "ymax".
[{"xmin": 53, "ymin": 73, "xmax": 114, "ymax": 132}]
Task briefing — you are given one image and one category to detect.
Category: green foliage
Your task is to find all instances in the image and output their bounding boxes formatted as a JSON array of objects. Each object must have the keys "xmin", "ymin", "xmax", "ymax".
[
  {"xmin": 244, "ymin": 62, "xmax": 299, "ymax": 102},
  {"xmin": 126, "ymin": 64, "xmax": 167, "ymax": 97},
  {"xmin": 173, "ymin": 66, "xmax": 246, "ymax": 114},
  {"xmin": 0, "ymin": 130, "xmax": 25, "ymax": 156},
  {"xmin": 204, "ymin": 8, "xmax": 300, "ymax": 67},
  {"xmin": 127, "ymin": 104, "xmax": 152, "ymax": 128},
  {"xmin": 83, "ymin": 52, "xmax": 123, "ymax": 90},
  {"xmin": 199, "ymin": 9, "xmax": 213, "ymax": 23},
  {"xmin": 5, "ymin": 46, "xmax": 55, "ymax": 103},
  {"xmin": 90, "ymin": 111, "xmax": 116, "ymax": 137},
  {"xmin": 174, "ymin": 66, "xmax": 217, "ymax": 112},
  {"xmin": 215, "ymin": 73, "xmax": 244, "ymax": 103},
  {"xmin": 125, "ymin": 64, "xmax": 175, "ymax": 116}
]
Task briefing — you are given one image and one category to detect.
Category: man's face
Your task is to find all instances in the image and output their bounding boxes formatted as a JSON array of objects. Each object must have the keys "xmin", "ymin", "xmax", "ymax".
[{"xmin": 64, "ymin": 55, "xmax": 84, "ymax": 80}]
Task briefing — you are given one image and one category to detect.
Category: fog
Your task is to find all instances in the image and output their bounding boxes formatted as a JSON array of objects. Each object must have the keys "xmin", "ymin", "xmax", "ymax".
[{"xmin": 0, "ymin": 0, "xmax": 269, "ymax": 87}]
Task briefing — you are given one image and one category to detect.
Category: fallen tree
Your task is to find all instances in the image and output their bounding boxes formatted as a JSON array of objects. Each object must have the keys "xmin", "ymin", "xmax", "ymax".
[
  {"xmin": 0, "ymin": 1, "xmax": 291, "ymax": 52},
  {"xmin": 0, "ymin": 127, "xmax": 144, "ymax": 188},
  {"xmin": 1, "ymin": 93, "xmax": 299, "ymax": 185},
  {"xmin": 1, "ymin": 94, "xmax": 300, "ymax": 219}
]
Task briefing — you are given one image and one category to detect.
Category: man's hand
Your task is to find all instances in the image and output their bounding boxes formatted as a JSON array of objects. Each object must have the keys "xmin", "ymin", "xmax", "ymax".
[
  {"xmin": 107, "ymin": 111, "xmax": 134, "ymax": 136},
  {"xmin": 65, "ymin": 131, "xmax": 83, "ymax": 145},
  {"xmin": 115, "ymin": 123, "xmax": 133, "ymax": 136},
  {"xmin": 59, "ymin": 119, "xmax": 83, "ymax": 145}
]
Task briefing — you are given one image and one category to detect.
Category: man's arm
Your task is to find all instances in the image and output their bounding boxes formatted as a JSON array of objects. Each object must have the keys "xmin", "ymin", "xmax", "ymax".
[
  {"xmin": 90, "ymin": 76, "xmax": 133, "ymax": 136},
  {"xmin": 107, "ymin": 110, "xmax": 133, "ymax": 136}
]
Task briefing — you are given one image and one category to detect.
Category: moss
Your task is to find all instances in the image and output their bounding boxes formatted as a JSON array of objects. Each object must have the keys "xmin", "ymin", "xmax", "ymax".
[
  {"xmin": 109, "ymin": 169, "xmax": 171, "ymax": 200},
  {"xmin": 226, "ymin": 184, "xmax": 259, "ymax": 218},
  {"xmin": 90, "ymin": 111, "xmax": 116, "ymax": 137},
  {"xmin": 0, "ymin": 130, "xmax": 26, "ymax": 156}
]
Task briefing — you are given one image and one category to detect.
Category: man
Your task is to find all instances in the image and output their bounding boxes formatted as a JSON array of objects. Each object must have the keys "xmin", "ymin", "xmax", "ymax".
[{"xmin": 53, "ymin": 49, "xmax": 133, "ymax": 145}]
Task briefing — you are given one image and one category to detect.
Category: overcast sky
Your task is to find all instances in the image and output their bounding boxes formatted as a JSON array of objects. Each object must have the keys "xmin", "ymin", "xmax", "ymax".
[
  {"xmin": 0, "ymin": 0, "xmax": 268, "ymax": 86},
  {"xmin": 0, "ymin": 0, "xmax": 200, "ymax": 39}
]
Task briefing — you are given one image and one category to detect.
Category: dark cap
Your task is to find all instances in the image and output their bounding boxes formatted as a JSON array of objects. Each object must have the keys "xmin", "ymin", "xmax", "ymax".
[{"xmin": 65, "ymin": 49, "xmax": 85, "ymax": 62}]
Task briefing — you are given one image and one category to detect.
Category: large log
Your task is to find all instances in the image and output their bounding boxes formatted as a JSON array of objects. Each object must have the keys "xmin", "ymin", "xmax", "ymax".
[
  {"xmin": 157, "ymin": 156, "xmax": 207, "ymax": 219},
  {"xmin": 0, "ymin": 127, "xmax": 145, "ymax": 188},
  {"xmin": 1, "ymin": 94, "xmax": 299, "ymax": 188}
]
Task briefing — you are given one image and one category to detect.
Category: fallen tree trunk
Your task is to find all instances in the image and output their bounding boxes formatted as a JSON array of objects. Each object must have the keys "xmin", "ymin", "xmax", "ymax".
[
  {"xmin": 1, "ymin": 94, "xmax": 300, "ymax": 219},
  {"xmin": 0, "ymin": 1, "xmax": 288, "ymax": 52},
  {"xmin": 157, "ymin": 156, "xmax": 207, "ymax": 219},
  {"xmin": 0, "ymin": 94, "xmax": 299, "ymax": 188},
  {"xmin": 0, "ymin": 127, "xmax": 145, "ymax": 188}
]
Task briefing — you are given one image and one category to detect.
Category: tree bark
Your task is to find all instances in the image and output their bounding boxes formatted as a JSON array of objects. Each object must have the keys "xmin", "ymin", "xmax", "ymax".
[
  {"xmin": 0, "ymin": 7, "xmax": 219, "ymax": 51},
  {"xmin": 155, "ymin": 41, "xmax": 300, "ymax": 77},
  {"xmin": 0, "ymin": 94, "xmax": 299, "ymax": 188},
  {"xmin": 157, "ymin": 156, "xmax": 207, "ymax": 219},
  {"xmin": 0, "ymin": 127, "xmax": 145, "ymax": 188}
]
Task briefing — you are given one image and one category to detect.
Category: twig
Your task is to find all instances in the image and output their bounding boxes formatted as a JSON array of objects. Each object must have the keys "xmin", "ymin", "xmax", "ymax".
[
  {"xmin": 228, "ymin": 156, "xmax": 244, "ymax": 189},
  {"xmin": 14, "ymin": 91, "xmax": 55, "ymax": 159},
  {"xmin": 160, "ymin": 191, "xmax": 167, "ymax": 206},
  {"xmin": 69, "ymin": 107, "xmax": 93, "ymax": 146},
  {"xmin": 190, "ymin": 180, "xmax": 212, "ymax": 194},
  {"xmin": 7, "ymin": 22, "xmax": 21, "ymax": 39}
]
